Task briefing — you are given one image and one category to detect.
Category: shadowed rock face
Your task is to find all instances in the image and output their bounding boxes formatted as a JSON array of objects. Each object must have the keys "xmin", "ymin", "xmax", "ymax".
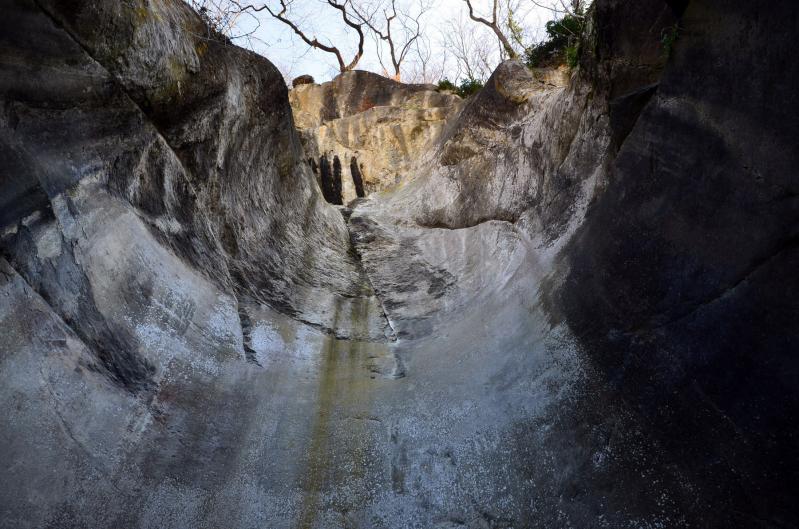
[
  {"xmin": 1, "ymin": 0, "xmax": 798, "ymax": 528},
  {"xmin": 551, "ymin": 0, "xmax": 799, "ymax": 521}
]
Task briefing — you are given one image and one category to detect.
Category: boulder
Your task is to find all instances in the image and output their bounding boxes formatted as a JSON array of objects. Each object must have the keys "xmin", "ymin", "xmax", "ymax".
[{"xmin": 291, "ymin": 74, "xmax": 315, "ymax": 87}]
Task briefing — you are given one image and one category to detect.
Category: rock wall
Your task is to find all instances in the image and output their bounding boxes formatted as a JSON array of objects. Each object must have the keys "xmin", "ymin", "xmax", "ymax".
[
  {"xmin": 289, "ymin": 70, "xmax": 462, "ymax": 203},
  {"xmin": 1, "ymin": 0, "xmax": 390, "ymax": 340},
  {"xmin": 348, "ymin": 0, "xmax": 799, "ymax": 524},
  {"xmin": 1, "ymin": 0, "xmax": 797, "ymax": 527},
  {"xmin": 552, "ymin": 0, "xmax": 799, "ymax": 521}
]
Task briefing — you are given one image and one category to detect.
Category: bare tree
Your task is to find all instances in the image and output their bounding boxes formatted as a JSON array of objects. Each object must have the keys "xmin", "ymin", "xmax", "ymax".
[
  {"xmin": 403, "ymin": 33, "xmax": 449, "ymax": 84},
  {"xmin": 461, "ymin": 0, "xmax": 517, "ymax": 59},
  {"xmin": 530, "ymin": 0, "xmax": 589, "ymax": 19},
  {"xmin": 229, "ymin": 0, "xmax": 366, "ymax": 73},
  {"xmin": 187, "ymin": 0, "xmax": 265, "ymax": 42},
  {"xmin": 351, "ymin": 0, "xmax": 430, "ymax": 81},
  {"xmin": 504, "ymin": 0, "xmax": 526, "ymax": 50},
  {"xmin": 273, "ymin": 57, "xmax": 299, "ymax": 85},
  {"xmin": 184, "ymin": 0, "xmax": 557, "ymax": 83},
  {"xmin": 442, "ymin": 12, "xmax": 496, "ymax": 81}
]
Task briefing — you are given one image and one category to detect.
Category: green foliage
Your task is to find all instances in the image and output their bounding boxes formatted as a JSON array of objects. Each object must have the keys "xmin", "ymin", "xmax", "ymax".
[
  {"xmin": 524, "ymin": 12, "xmax": 585, "ymax": 69},
  {"xmin": 545, "ymin": 13, "xmax": 584, "ymax": 44},
  {"xmin": 437, "ymin": 79, "xmax": 458, "ymax": 92},
  {"xmin": 457, "ymin": 78, "xmax": 484, "ymax": 98},
  {"xmin": 565, "ymin": 43, "xmax": 580, "ymax": 68},
  {"xmin": 437, "ymin": 78, "xmax": 484, "ymax": 98},
  {"xmin": 661, "ymin": 24, "xmax": 680, "ymax": 58}
]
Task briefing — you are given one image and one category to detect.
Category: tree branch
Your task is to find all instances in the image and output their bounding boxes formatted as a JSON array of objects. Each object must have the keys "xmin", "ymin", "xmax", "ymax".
[
  {"xmin": 232, "ymin": 0, "xmax": 364, "ymax": 72},
  {"xmin": 462, "ymin": 0, "xmax": 517, "ymax": 58},
  {"xmin": 351, "ymin": 0, "xmax": 428, "ymax": 80}
]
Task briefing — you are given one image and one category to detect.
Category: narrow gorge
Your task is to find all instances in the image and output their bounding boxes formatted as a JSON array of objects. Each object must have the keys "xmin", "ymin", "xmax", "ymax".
[{"xmin": 1, "ymin": 1, "xmax": 797, "ymax": 528}]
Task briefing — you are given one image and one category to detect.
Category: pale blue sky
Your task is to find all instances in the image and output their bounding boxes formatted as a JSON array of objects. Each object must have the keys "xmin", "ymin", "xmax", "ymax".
[{"xmin": 224, "ymin": 0, "xmax": 560, "ymax": 84}]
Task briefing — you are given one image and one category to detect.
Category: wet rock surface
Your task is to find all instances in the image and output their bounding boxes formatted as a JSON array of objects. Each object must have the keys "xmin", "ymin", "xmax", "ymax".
[{"xmin": 1, "ymin": 0, "xmax": 798, "ymax": 528}]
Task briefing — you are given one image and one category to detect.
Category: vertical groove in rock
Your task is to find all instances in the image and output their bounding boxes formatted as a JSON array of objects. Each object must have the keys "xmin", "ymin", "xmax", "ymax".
[
  {"xmin": 236, "ymin": 302, "xmax": 262, "ymax": 367},
  {"xmin": 350, "ymin": 156, "xmax": 366, "ymax": 198},
  {"xmin": 332, "ymin": 155, "xmax": 343, "ymax": 205},
  {"xmin": 319, "ymin": 154, "xmax": 334, "ymax": 203}
]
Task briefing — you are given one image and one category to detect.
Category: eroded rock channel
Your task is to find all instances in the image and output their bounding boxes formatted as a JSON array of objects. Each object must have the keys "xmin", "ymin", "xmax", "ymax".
[{"xmin": 1, "ymin": 0, "xmax": 798, "ymax": 528}]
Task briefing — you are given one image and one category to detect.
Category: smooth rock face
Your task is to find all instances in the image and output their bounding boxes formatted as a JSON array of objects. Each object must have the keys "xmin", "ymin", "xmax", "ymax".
[
  {"xmin": 290, "ymin": 70, "xmax": 462, "ymax": 203},
  {"xmin": 1, "ymin": 0, "xmax": 389, "ymax": 341},
  {"xmin": 1, "ymin": 0, "xmax": 798, "ymax": 528},
  {"xmin": 551, "ymin": 0, "xmax": 799, "ymax": 522}
]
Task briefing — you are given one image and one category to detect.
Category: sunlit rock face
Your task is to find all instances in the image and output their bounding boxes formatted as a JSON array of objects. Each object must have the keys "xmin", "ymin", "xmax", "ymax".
[
  {"xmin": 2, "ymin": 0, "xmax": 798, "ymax": 528},
  {"xmin": 290, "ymin": 71, "xmax": 462, "ymax": 203}
]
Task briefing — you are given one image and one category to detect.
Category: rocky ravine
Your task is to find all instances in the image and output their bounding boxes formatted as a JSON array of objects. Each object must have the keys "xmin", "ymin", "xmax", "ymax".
[{"xmin": 1, "ymin": 1, "xmax": 797, "ymax": 529}]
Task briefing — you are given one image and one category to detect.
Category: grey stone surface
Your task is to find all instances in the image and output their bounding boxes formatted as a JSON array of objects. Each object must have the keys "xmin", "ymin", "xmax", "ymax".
[
  {"xmin": 1, "ymin": 0, "xmax": 797, "ymax": 527},
  {"xmin": 24, "ymin": 0, "xmax": 389, "ymax": 340}
]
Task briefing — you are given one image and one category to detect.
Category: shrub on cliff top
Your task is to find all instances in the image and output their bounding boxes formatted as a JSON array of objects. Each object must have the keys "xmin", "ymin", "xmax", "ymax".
[
  {"xmin": 456, "ymin": 78, "xmax": 484, "ymax": 98},
  {"xmin": 437, "ymin": 78, "xmax": 485, "ymax": 99},
  {"xmin": 437, "ymin": 79, "xmax": 457, "ymax": 93},
  {"xmin": 525, "ymin": 11, "xmax": 585, "ymax": 69}
]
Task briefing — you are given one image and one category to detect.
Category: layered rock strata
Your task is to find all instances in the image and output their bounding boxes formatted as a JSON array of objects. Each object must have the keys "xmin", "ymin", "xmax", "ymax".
[{"xmin": 289, "ymin": 71, "xmax": 462, "ymax": 203}]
